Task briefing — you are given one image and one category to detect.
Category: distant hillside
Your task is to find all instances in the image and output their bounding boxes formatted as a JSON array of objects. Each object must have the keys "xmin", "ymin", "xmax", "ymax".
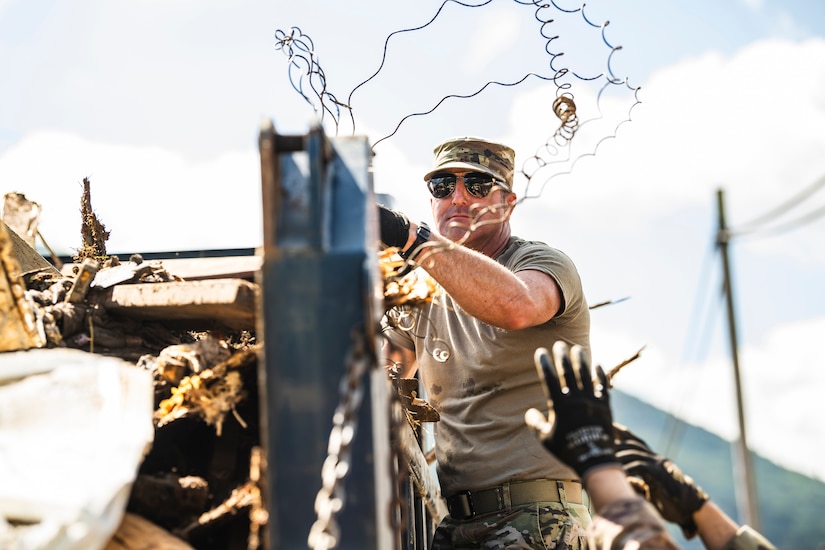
[{"xmin": 611, "ymin": 390, "xmax": 825, "ymax": 549}]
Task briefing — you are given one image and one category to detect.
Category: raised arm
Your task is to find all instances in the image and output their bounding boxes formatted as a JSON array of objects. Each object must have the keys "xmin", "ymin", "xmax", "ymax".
[
  {"xmin": 613, "ymin": 424, "xmax": 777, "ymax": 550},
  {"xmin": 524, "ymin": 341, "xmax": 680, "ymax": 550},
  {"xmin": 379, "ymin": 205, "xmax": 561, "ymax": 330}
]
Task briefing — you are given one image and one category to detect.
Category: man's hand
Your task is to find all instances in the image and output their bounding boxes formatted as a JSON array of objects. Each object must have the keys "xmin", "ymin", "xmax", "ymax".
[
  {"xmin": 378, "ymin": 205, "xmax": 410, "ymax": 249},
  {"xmin": 613, "ymin": 423, "xmax": 709, "ymax": 539},
  {"xmin": 524, "ymin": 341, "xmax": 619, "ymax": 479}
]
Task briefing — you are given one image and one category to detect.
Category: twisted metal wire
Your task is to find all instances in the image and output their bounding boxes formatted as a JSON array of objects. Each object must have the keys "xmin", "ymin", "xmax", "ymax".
[
  {"xmin": 273, "ymin": 26, "xmax": 349, "ymax": 133},
  {"xmin": 518, "ymin": 76, "xmax": 642, "ymax": 202},
  {"xmin": 273, "ymin": 0, "xmax": 641, "ymax": 209},
  {"xmin": 274, "ymin": 4, "xmax": 643, "ymax": 538},
  {"xmin": 514, "ymin": 1, "xmax": 642, "ymax": 200}
]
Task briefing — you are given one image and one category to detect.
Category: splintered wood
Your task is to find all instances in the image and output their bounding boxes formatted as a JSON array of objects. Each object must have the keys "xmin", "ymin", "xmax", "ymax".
[
  {"xmin": 99, "ymin": 278, "xmax": 258, "ymax": 331},
  {"xmin": 104, "ymin": 513, "xmax": 195, "ymax": 550},
  {"xmin": 0, "ymin": 219, "xmax": 46, "ymax": 351},
  {"xmin": 148, "ymin": 336, "xmax": 256, "ymax": 435},
  {"xmin": 2, "ymin": 191, "xmax": 42, "ymax": 248},
  {"xmin": 75, "ymin": 176, "xmax": 110, "ymax": 263}
]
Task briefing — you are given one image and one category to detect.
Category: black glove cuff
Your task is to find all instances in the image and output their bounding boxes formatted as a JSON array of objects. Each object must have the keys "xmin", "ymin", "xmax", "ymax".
[
  {"xmin": 378, "ymin": 205, "xmax": 410, "ymax": 249},
  {"xmin": 558, "ymin": 424, "xmax": 618, "ymax": 478},
  {"xmin": 399, "ymin": 222, "xmax": 430, "ymax": 260}
]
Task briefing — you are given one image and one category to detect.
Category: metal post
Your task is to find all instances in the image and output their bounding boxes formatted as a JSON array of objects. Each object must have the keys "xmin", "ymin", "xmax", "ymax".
[
  {"xmin": 715, "ymin": 188, "xmax": 760, "ymax": 531},
  {"xmin": 257, "ymin": 119, "xmax": 393, "ymax": 549}
]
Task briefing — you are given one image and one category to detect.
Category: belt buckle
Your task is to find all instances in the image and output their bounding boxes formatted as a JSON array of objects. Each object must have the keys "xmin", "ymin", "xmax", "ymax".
[{"xmin": 449, "ymin": 490, "xmax": 475, "ymax": 520}]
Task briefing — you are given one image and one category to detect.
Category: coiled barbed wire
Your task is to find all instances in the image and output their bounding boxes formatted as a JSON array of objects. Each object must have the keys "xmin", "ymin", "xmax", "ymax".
[
  {"xmin": 518, "ymin": 76, "xmax": 641, "ymax": 201},
  {"xmin": 273, "ymin": 0, "xmax": 641, "ymax": 208},
  {"xmin": 552, "ymin": 94, "xmax": 579, "ymax": 142},
  {"xmin": 512, "ymin": 1, "xmax": 642, "ymax": 200},
  {"xmin": 273, "ymin": 27, "xmax": 349, "ymax": 133}
]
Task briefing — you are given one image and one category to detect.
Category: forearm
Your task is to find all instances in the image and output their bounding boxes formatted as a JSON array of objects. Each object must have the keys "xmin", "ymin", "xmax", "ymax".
[
  {"xmin": 583, "ymin": 466, "xmax": 641, "ymax": 514},
  {"xmin": 692, "ymin": 502, "xmax": 738, "ymax": 550},
  {"xmin": 691, "ymin": 501, "xmax": 780, "ymax": 550},
  {"xmin": 414, "ymin": 231, "xmax": 555, "ymax": 329}
]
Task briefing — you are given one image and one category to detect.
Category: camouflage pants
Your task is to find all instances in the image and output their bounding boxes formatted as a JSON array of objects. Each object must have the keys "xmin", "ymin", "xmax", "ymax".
[{"xmin": 430, "ymin": 501, "xmax": 592, "ymax": 549}]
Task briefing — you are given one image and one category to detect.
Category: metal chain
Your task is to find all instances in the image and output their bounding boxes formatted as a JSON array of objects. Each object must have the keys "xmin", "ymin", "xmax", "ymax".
[
  {"xmin": 387, "ymin": 391, "xmax": 410, "ymax": 550},
  {"xmin": 307, "ymin": 328, "xmax": 371, "ymax": 550}
]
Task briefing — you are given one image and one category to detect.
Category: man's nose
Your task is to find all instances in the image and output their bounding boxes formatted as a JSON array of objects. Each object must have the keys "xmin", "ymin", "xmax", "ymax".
[{"xmin": 450, "ymin": 179, "xmax": 471, "ymax": 205}]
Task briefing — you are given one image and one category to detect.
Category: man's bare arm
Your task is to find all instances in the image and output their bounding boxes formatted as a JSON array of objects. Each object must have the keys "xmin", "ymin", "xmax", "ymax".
[{"xmin": 416, "ymin": 231, "xmax": 561, "ymax": 330}]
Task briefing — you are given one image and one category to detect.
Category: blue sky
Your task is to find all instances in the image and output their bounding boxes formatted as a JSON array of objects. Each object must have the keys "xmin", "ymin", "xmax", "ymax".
[{"xmin": 2, "ymin": 0, "xmax": 825, "ymax": 516}]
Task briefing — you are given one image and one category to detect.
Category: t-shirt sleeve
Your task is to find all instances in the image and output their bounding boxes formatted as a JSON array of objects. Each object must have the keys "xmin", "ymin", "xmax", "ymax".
[{"xmin": 504, "ymin": 240, "xmax": 586, "ymax": 319}]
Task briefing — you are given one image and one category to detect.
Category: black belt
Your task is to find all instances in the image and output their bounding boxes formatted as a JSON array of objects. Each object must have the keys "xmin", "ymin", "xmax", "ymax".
[{"xmin": 446, "ymin": 479, "xmax": 583, "ymax": 520}]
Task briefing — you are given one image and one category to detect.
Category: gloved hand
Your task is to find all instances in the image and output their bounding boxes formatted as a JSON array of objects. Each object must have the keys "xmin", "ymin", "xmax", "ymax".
[
  {"xmin": 378, "ymin": 204, "xmax": 410, "ymax": 249},
  {"xmin": 613, "ymin": 423, "xmax": 709, "ymax": 539},
  {"xmin": 524, "ymin": 341, "xmax": 619, "ymax": 479}
]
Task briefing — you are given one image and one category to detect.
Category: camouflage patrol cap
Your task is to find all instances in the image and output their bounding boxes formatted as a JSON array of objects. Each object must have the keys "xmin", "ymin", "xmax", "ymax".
[{"xmin": 423, "ymin": 137, "xmax": 515, "ymax": 190}]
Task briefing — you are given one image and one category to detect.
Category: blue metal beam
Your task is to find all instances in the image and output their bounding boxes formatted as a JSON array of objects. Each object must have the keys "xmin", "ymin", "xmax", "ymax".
[{"xmin": 257, "ymin": 120, "xmax": 389, "ymax": 549}]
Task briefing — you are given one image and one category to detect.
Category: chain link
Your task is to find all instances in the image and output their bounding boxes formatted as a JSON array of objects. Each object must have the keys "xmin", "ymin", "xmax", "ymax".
[
  {"xmin": 307, "ymin": 328, "xmax": 371, "ymax": 550},
  {"xmin": 388, "ymin": 392, "xmax": 410, "ymax": 549}
]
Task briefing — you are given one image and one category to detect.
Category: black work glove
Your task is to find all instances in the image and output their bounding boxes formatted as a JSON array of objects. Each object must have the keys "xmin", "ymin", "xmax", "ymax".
[
  {"xmin": 613, "ymin": 422, "xmax": 709, "ymax": 539},
  {"xmin": 524, "ymin": 341, "xmax": 619, "ymax": 479},
  {"xmin": 378, "ymin": 204, "xmax": 410, "ymax": 249}
]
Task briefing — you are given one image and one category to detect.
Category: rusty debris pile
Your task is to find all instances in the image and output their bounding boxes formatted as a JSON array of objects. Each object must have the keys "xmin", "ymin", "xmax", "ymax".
[{"xmin": 1, "ymin": 190, "xmax": 264, "ymax": 550}]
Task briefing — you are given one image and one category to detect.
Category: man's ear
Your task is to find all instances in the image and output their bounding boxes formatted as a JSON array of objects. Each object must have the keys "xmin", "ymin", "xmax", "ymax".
[
  {"xmin": 503, "ymin": 192, "xmax": 517, "ymax": 217},
  {"xmin": 498, "ymin": 194, "xmax": 515, "ymax": 223}
]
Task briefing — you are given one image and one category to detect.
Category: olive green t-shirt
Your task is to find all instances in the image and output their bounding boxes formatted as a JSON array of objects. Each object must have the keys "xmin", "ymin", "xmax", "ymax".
[{"xmin": 384, "ymin": 236, "xmax": 591, "ymax": 497}]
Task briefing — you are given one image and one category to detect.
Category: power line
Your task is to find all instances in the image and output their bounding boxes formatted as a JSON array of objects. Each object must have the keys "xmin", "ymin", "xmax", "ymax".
[
  {"xmin": 732, "ymin": 172, "xmax": 825, "ymax": 237},
  {"xmin": 650, "ymin": 175, "xmax": 825, "ymax": 467},
  {"xmin": 662, "ymin": 178, "xmax": 822, "ymax": 524},
  {"xmin": 661, "ymin": 231, "xmax": 723, "ymax": 459},
  {"xmin": 680, "ymin": 235, "xmax": 722, "ymax": 365},
  {"xmin": 735, "ymin": 202, "xmax": 825, "ymax": 239}
]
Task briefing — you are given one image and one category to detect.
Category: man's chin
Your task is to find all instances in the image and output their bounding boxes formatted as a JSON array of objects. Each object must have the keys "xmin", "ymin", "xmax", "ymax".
[{"xmin": 441, "ymin": 225, "xmax": 472, "ymax": 243}]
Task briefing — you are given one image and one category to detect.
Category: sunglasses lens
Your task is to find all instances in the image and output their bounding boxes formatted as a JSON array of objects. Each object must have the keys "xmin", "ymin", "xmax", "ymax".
[
  {"xmin": 427, "ymin": 173, "xmax": 501, "ymax": 198},
  {"xmin": 427, "ymin": 175, "xmax": 457, "ymax": 198},
  {"xmin": 462, "ymin": 173, "xmax": 495, "ymax": 197}
]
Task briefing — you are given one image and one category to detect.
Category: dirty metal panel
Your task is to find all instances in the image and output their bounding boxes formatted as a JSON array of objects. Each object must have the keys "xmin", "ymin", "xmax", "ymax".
[{"xmin": 97, "ymin": 278, "xmax": 258, "ymax": 331}]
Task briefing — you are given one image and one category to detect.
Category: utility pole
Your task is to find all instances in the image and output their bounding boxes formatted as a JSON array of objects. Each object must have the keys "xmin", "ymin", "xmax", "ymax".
[{"xmin": 716, "ymin": 188, "xmax": 761, "ymax": 531}]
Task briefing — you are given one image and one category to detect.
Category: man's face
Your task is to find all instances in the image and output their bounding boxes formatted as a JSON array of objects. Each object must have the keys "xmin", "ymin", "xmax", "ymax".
[{"xmin": 428, "ymin": 169, "xmax": 516, "ymax": 248}]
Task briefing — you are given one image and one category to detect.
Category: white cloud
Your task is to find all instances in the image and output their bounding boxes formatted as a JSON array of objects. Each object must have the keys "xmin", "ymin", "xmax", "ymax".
[
  {"xmin": 504, "ymin": 38, "xmax": 825, "ymax": 225},
  {"xmin": 466, "ymin": 9, "xmax": 522, "ymax": 74},
  {"xmin": 0, "ymin": 131, "xmax": 261, "ymax": 255},
  {"xmin": 505, "ymin": 38, "xmax": 825, "ymax": 273},
  {"xmin": 0, "ymin": 0, "xmax": 15, "ymax": 16},
  {"xmin": 504, "ymin": 38, "xmax": 825, "ymax": 480}
]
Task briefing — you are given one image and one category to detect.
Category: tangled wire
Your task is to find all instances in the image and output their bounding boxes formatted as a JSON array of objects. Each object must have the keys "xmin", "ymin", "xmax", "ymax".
[{"xmin": 274, "ymin": 0, "xmax": 640, "ymax": 202}]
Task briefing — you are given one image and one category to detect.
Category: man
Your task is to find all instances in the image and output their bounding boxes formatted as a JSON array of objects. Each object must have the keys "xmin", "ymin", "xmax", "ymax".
[
  {"xmin": 379, "ymin": 136, "xmax": 592, "ymax": 548},
  {"xmin": 525, "ymin": 340, "xmax": 777, "ymax": 550}
]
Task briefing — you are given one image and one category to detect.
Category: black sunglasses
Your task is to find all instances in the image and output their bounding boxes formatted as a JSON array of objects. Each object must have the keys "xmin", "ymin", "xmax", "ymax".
[{"xmin": 426, "ymin": 172, "xmax": 506, "ymax": 199}]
